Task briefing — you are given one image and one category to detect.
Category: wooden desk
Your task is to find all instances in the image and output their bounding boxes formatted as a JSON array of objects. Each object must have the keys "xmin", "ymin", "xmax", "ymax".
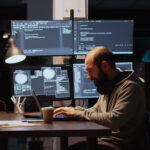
[{"xmin": 0, "ymin": 112, "xmax": 111, "ymax": 150}]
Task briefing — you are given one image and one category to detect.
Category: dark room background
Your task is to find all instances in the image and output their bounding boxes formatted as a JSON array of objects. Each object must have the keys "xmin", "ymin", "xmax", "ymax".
[{"xmin": 0, "ymin": 0, "xmax": 150, "ymax": 111}]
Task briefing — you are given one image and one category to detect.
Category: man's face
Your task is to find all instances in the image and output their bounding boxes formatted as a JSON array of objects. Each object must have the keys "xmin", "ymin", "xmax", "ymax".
[{"xmin": 85, "ymin": 57, "xmax": 108, "ymax": 87}]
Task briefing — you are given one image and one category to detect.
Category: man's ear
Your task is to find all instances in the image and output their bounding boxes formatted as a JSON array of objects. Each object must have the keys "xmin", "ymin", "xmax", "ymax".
[{"xmin": 101, "ymin": 60, "xmax": 110, "ymax": 72}]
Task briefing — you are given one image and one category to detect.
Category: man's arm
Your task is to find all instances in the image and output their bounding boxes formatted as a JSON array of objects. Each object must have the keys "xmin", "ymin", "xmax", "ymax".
[
  {"xmin": 75, "ymin": 82, "xmax": 146, "ymax": 129},
  {"xmin": 53, "ymin": 97, "xmax": 100, "ymax": 117}
]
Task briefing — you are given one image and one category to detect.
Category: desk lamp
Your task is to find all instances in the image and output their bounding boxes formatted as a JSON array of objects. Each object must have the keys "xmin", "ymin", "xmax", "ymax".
[{"xmin": 1, "ymin": 33, "xmax": 26, "ymax": 64}]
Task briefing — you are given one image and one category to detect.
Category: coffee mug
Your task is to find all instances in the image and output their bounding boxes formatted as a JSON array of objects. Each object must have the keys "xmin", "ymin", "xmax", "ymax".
[{"xmin": 41, "ymin": 107, "xmax": 54, "ymax": 123}]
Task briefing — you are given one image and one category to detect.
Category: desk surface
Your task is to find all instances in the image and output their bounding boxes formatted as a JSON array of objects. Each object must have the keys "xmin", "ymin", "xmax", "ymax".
[{"xmin": 0, "ymin": 112, "xmax": 111, "ymax": 138}]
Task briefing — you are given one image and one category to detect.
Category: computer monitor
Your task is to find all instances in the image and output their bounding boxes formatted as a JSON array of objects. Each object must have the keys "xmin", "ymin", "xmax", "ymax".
[
  {"xmin": 11, "ymin": 20, "xmax": 73, "ymax": 56},
  {"xmin": 74, "ymin": 20, "xmax": 134, "ymax": 55},
  {"xmin": 116, "ymin": 62, "xmax": 133, "ymax": 70},
  {"xmin": 10, "ymin": 65, "xmax": 73, "ymax": 100},
  {"xmin": 73, "ymin": 63, "xmax": 98, "ymax": 99},
  {"xmin": 73, "ymin": 62, "xmax": 133, "ymax": 99}
]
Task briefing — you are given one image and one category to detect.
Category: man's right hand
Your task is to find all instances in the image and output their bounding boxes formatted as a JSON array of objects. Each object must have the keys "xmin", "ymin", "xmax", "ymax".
[{"xmin": 53, "ymin": 107, "xmax": 76, "ymax": 117}]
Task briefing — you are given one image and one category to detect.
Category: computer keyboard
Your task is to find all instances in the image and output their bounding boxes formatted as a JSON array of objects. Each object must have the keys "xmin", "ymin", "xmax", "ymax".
[
  {"xmin": 23, "ymin": 113, "xmax": 87, "ymax": 121},
  {"xmin": 53, "ymin": 115, "xmax": 87, "ymax": 121}
]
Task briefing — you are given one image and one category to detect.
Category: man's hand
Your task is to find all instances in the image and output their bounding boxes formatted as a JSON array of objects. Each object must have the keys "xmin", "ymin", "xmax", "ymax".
[{"xmin": 53, "ymin": 107, "xmax": 76, "ymax": 117}]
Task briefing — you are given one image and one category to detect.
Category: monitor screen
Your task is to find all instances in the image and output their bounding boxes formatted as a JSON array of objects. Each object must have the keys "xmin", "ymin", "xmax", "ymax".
[
  {"xmin": 11, "ymin": 20, "xmax": 73, "ymax": 56},
  {"xmin": 116, "ymin": 62, "xmax": 133, "ymax": 70},
  {"xmin": 74, "ymin": 20, "xmax": 134, "ymax": 55},
  {"xmin": 73, "ymin": 62, "xmax": 133, "ymax": 99},
  {"xmin": 10, "ymin": 65, "xmax": 73, "ymax": 100}
]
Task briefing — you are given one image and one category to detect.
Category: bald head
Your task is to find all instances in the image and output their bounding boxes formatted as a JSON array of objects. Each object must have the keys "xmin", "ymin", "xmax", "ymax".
[{"xmin": 86, "ymin": 46, "xmax": 116, "ymax": 69}]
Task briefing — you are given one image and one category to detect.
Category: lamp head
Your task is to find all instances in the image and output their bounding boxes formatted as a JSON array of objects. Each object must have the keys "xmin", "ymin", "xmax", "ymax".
[{"xmin": 5, "ymin": 37, "xmax": 26, "ymax": 64}]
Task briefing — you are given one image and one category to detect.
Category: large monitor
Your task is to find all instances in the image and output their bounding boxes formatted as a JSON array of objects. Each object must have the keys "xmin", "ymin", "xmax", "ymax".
[
  {"xmin": 74, "ymin": 20, "xmax": 134, "ymax": 55},
  {"xmin": 73, "ymin": 62, "xmax": 133, "ymax": 99},
  {"xmin": 116, "ymin": 62, "xmax": 133, "ymax": 70},
  {"xmin": 10, "ymin": 65, "xmax": 73, "ymax": 100},
  {"xmin": 11, "ymin": 20, "xmax": 73, "ymax": 56}
]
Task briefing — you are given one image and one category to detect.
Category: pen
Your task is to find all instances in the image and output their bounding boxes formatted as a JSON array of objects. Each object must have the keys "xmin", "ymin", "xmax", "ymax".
[
  {"xmin": 21, "ymin": 120, "xmax": 28, "ymax": 122},
  {"xmin": 21, "ymin": 120, "xmax": 43, "ymax": 123}
]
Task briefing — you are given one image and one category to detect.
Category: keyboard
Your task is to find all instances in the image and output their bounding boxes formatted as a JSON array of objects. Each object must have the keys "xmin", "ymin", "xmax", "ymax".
[
  {"xmin": 53, "ymin": 115, "xmax": 87, "ymax": 121},
  {"xmin": 24, "ymin": 112, "xmax": 87, "ymax": 121}
]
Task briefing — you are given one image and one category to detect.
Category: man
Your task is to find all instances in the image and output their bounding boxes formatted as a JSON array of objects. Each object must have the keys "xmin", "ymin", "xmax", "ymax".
[{"xmin": 54, "ymin": 46, "xmax": 146, "ymax": 150}]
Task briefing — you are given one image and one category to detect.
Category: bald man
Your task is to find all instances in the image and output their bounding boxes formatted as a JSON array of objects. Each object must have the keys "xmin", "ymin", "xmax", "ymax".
[{"xmin": 54, "ymin": 46, "xmax": 146, "ymax": 150}]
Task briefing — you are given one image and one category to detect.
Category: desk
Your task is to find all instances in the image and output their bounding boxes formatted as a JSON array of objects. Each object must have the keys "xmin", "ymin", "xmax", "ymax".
[{"xmin": 0, "ymin": 112, "xmax": 111, "ymax": 150}]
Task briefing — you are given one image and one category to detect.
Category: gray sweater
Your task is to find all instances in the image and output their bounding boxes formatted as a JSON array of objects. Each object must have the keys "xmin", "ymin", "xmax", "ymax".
[{"xmin": 74, "ymin": 70, "xmax": 146, "ymax": 148}]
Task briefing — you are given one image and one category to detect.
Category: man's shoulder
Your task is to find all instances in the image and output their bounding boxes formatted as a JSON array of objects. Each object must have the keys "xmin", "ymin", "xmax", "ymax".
[
  {"xmin": 117, "ymin": 70, "xmax": 143, "ymax": 87},
  {"xmin": 115, "ymin": 78, "xmax": 143, "ymax": 94}
]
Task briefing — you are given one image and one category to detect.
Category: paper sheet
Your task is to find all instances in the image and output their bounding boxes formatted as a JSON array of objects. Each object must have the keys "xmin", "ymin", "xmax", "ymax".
[{"xmin": 0, "ymin": 120, "xmax": 42, "ymax": 128}]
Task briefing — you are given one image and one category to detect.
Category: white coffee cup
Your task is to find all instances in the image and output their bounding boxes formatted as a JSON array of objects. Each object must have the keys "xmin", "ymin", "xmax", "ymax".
[{"xmin": 42, "ymin": 107, "xmax": 54, "ymax": 123}]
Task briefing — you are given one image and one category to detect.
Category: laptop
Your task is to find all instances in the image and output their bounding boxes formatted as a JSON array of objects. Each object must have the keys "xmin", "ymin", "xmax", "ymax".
[
  {"xmin": 23, "ymin": 90, "xmax": 42, "ymax": 118},
  {"xmin": 24, "ymin": 90, "xmax": 86, "ymax": 121},
  {"xmin": 23, "ymin": 90, "xmax": 68, "ymax": 120}
]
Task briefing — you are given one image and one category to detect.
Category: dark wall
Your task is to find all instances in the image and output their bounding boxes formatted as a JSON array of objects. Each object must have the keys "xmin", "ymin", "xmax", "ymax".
[
  {"xmin": 0, "ymin": 4, "xmax": 27, "ymax": 111},
  {"xmin": 0, "ymin": 65, "xmax": 13, "ymax": 111},
  {"xmin": 0, "ymin": 3, "xmax": 150, "ymax": 111}
]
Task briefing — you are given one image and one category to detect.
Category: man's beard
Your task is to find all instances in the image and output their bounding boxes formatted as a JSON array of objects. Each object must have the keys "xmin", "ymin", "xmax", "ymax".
[
  {"xmin": 93, "ymin": 68, "xmax": 108, "ymax": 88},
  {"xmin": 92, "ymin": 68, "xmax": 112, "ymax": 94}
]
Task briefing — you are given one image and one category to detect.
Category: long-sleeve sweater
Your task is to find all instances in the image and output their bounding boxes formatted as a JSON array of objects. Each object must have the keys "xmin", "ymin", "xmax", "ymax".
[{"xmin": 74, "ymin": 70, "xmax": 146, "ymax": 149}]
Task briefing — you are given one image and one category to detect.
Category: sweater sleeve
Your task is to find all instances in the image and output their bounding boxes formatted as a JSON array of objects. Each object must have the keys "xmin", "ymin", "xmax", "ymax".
[
  {"xmin": 74, "ymin": 81, "xmax": 145, "ymax": 129},
  {"xmin": 74, "ymin": 97, "xmax": 101, "ymax": 112}
]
